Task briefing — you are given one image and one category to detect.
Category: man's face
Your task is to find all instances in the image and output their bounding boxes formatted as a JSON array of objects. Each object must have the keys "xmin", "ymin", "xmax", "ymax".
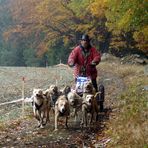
[{"xmin": 81, "ymin": 40, "xmax": 89, "ymax": 48}]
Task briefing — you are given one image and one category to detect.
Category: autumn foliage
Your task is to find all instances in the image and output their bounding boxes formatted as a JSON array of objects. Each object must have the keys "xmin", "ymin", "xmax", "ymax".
[{"xmin": 0, "ymin": 0, "xmax": 147, "ymax": 66}]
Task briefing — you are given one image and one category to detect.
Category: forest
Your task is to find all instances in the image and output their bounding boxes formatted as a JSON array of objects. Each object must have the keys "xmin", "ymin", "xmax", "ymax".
[{"xmin": 0, "ymin": 0, "xmax": 147, "ymax": 66}]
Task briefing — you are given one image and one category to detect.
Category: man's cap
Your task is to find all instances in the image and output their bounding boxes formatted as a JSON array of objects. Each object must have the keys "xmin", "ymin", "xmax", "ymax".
[{"xmin": 81, "ymin": 34, "xmax": 91, "ymax": 41}]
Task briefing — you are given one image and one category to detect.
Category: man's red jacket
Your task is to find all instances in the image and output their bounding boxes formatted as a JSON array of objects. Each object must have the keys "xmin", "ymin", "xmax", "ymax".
[{"xmin": 68, "ymin": 45, "xmax": 101, "ymax": 79}]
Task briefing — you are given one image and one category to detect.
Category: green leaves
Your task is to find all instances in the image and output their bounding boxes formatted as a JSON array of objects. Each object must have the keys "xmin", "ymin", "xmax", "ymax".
[
  {"xmin": 0, "ymin": 0, "xmax": 147, "ymax": 66},
  {"xmin": 68, "ymin": 0, "xmax": 90, "ymax": 17},
  {"xmin": 106, "ymin": 0, "xmax": 148, "ymax": 52}
]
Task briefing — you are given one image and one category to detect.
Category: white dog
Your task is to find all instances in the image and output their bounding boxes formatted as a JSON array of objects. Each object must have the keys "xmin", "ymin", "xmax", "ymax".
[
  {"xmin": 54, "ymin": 95, "xmax": 70, "ymax": 131},
  {"xmin": 67, "ymin": 91, "xmax": 83, "ymax": 122},
  {"xmin": 81, "ymin": 94, "xmax": 99, "ymax": 128},
  {"xmin": 32, "ymin": 89, "xmax": 49, "ymax": 128}
]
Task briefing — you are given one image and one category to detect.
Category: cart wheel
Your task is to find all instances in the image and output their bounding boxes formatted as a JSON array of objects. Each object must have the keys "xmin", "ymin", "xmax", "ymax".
[{"xmin": 97, "ymin": 84, "xmax": 105, "ymax": 112}]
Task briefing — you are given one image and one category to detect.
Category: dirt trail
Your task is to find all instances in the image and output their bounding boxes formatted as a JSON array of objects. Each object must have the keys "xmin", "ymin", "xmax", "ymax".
[{"xmin": 0, "ymin": 65, "xmax": 125, "ymax": 147}]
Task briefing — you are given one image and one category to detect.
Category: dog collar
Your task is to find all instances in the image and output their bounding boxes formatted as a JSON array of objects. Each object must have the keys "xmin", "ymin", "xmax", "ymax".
[{"xmin": 59, "ymin": 111, "xmax": 66, "ymax": 116}]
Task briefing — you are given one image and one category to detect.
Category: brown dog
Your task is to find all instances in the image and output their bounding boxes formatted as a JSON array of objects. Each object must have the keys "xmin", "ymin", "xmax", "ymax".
[
  {"xmin": 83, "ymin": 80, "xmax": 94, "ymax": 93},
  {"xmin": 60, "ymin": 85, "xmax": 71, "ymax": 96},
  {"xmin": 44, "ymin": 85, "xmax": 61, "ymax": 108},
  {"xmin": 32, "ymin": 89, "xmax": 50, "ymax": 128},
  {"xmin": 54, "ymin": 95, "xmax": 70, "ymax": 131}
]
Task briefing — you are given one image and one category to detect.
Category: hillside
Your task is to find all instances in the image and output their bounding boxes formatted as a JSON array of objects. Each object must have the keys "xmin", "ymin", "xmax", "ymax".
[{"xmin": 0, "ymin": 59, "xmax": 147, "ymax": 147}]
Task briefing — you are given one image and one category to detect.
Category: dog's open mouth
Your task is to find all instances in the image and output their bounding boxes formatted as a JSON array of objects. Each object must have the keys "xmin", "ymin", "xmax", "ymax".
[
  {"xmin": 69, "ymin": 99, "xmax": 74, "ymax": 105},
  {"xmin": 36, "ymin": 94, "xmax": 42, "ymax": 97},
  {"xmin": 84, "ymin": 86, "xmax": 92, "ymax": 92},
  {"xmin": 71, "ymin": 102, "xmax": 75, "ymax": 106},
  {"xmin": 59, "ymin": 109, "xmax": 66, "ymax": 116}
]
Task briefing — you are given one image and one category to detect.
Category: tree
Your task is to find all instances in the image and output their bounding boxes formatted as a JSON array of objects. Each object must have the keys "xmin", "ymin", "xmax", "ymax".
[{"xmin": 106, "ymin": 0, "xmax": 148, "ymax": 53}]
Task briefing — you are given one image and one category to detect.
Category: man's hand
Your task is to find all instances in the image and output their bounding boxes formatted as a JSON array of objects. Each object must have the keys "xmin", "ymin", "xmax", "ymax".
[
  {"xmin": 68, "ymin": 61, "xmax": 75, "ymax": 67},
  {"xmin": 90, "ymin": 61, "xmax": 96, "ymax": 67}
]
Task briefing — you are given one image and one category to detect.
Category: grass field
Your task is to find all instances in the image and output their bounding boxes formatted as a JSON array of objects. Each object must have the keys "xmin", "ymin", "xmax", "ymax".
[
  {"xmin": 0, "ymin": 61, "xmax": 147, "ymax": 147},
  {"xmin": 0, "ymin": 65, "xmax": 73, "ymax": 121}
]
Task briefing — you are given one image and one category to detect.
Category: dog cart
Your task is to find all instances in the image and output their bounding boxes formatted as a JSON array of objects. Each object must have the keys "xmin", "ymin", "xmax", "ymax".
[{"xmin": 72, "ymin": 76, "xmax": 105, "ymax": 112}]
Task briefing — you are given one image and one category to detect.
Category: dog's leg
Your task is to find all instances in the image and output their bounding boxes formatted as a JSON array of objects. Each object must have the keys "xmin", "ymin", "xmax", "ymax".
[
  {"xmin": 46, "ymin": 105, "xmax": 49, "ymax": 122},
  {"xmin": 80, "ymin": 106, "xmax": 85, "ymax": 127},
  {"xmin": 33, "ymin": 107, "xmax": 40, "ymax": 121},
  {"xmin": 84, "ymin": 111, "xmax": 88, "ymax": 127},
  {"xmin": 73, "ymin": 108, "xmax": 78, "ymax": 122},
  {"xmin": 34, "ymin": 110, "xmax": 41, "ymax": 128},
  {"xmin": 35, "ymin": 115, "xmax": 41, "ymax": 128},
  {"xmin": 82, "ymin": 107, "xmax": 88, "ymax": 127},
  {"xmin": 94, "ymin": 101, "xmax": 99, "ymax": 121},
  {"xmin": 39, "ymin": 111, "xmax": 45, "ymax": 128},
  {"xmin": 54, "ymin": 113, "xmax": 58, "ymax": 131},
  {"xmin": 42, "ymin": 111, "xmax": 48, "ymax": 127},
  {"xmin": 45, "ymin": 105, "xmax": 50, "ymax": 124},
  {"xmin": 75, "ymin": 107, "xmax": 81, "ymax": 123},
  {"xmin": 81, "ymin": 105, "xmax": 87, "ymax": 127},
  {"xmin": 87, "ymin": 113, "xmax": 92, "ymax": 128},
  {"xmin": 74, "ymin": 112, "xmax": 77, "ymax": 123},
  {"xmin": 65, "ymin": 116, "xmax": 68, "ymax": 128},
  {"xmin": 90, "ymin": 112, "xmax": 94, "ymax": 126},
  {"xmin": 34, "ymin": 112, "xmax": 40, "ymax": 121},
  {"xmin": 38, "ymin": 111, "xmax": 42, "ymax": 128}
]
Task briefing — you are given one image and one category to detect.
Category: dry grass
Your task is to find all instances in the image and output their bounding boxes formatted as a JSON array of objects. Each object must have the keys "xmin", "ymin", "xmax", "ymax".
[
  {"xmin": 99, "ymin": 61, "xmax": 144, "ymax": 78},
  {"xmin": 0, "ymin": 65, "xmax": 73, "ymax": 123},
  {"xmin": 0, "ymin": 62, "xmax": 147, "ymax": 147},
  {"xmin": 101, "ymin": 62, "xmax": 148, "ymax": 147}
]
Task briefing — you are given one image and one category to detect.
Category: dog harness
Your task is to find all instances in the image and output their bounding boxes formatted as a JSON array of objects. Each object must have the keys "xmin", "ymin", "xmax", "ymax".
[
  {"xmin": 59, "ymin": 111, "xmax": 66, "ymax": 116},
  {"xmin": 35, "ymin": 102, "xmax": 43, "ymax": 110},
  {"xmin": 82, "ymin": 102, "xmax": 92, "ymax": 113}
]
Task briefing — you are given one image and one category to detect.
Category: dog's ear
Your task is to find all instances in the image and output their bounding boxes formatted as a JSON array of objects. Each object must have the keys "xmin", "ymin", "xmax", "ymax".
[
  {"xmin": 43, "ymin": 92, "xmax": 47, "ymax": 97},
  {"xmin": 75, "ymin": 92, "xmax": 82, "ymax": 99},
  {"xmin": 55, "ymin": 101, "xmax": 58, "ymax": 106},
  {"xmin": 33, "ymin": 88, "xmax": 37, "ymax": 94},
  {"xmin": 43, "ymin": 89, "xmax": 48, "ymax": 96},
  {"xmin": 38, "ymin": 89, "xmax": 43, "ymax": 95}
]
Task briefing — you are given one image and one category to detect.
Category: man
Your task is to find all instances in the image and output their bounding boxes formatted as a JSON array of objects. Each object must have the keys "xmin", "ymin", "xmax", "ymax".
[{"xmin": 68, "ymin": 34, "xmax": 101, "ymax": 92}]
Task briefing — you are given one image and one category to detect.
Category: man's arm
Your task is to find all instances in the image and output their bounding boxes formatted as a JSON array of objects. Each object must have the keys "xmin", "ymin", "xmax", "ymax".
[
  {"xmin": 68, "ymin": 47, "xmax": 78, "ymax": 67},
  {"xmin": 91, "ymin": 47, "xmax": 101, "ymax": 66}
]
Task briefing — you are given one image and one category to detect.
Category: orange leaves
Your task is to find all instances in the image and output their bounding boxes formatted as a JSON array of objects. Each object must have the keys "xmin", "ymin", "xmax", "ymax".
[
  {"xmin": 9, "ymin": 0, "xmax": 40, "ymax": 23},
  {"xmin": 2, "ymin": 0, "xmax": 147, "ymax": 57},
  {"xmin": 133, "ymin": 26, "xmax": 148, "ymax": 52},
  {"xmin": 89, "ymin": 0, "xmax": 108, "ymax": 18}
]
